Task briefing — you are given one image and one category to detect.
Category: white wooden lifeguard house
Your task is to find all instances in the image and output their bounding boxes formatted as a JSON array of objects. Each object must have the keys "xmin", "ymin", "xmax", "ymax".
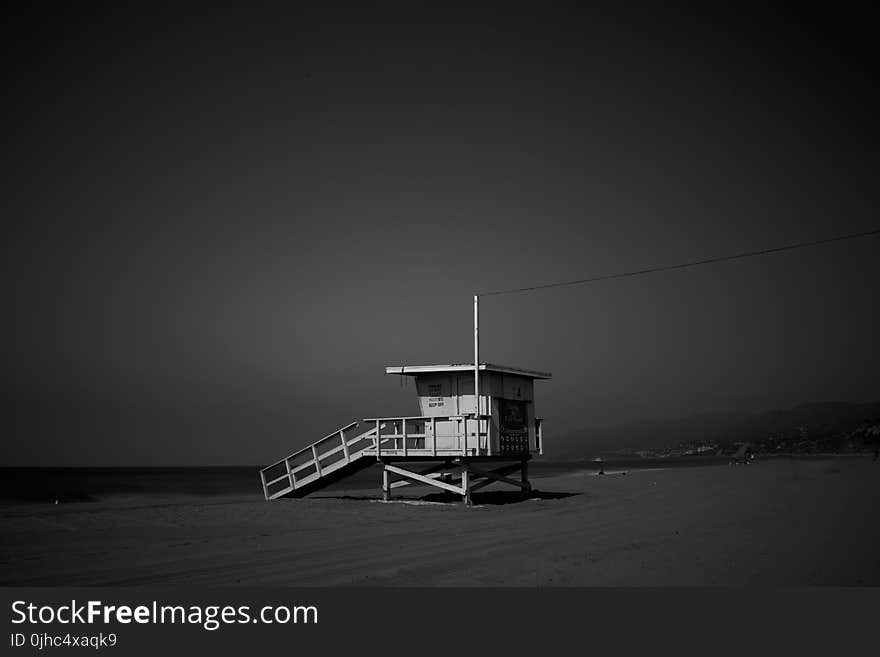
[{"xmin": 260, "ymin": 363, "xmax": 550, "ymax": 504}]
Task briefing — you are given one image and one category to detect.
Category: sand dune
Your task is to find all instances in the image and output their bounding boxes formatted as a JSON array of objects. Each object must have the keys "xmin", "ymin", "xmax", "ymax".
[{"xmin": 2, "ymin": 457, "xmax": 878, "ymax": 586}]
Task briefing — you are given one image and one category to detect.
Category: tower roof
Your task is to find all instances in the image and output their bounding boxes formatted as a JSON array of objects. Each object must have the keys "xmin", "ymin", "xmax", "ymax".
[{"xmin": 385, "ymin": 363, "xmax": 552, "ymax": 380}]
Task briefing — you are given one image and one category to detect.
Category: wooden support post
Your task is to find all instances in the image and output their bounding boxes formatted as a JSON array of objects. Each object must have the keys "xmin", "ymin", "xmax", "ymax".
[
  {"xmin": 402, "ymin": 419, "xmax": 407, "ymax": 457},
  {"xmin": 260, "ymin": 469, "xmax": 268, "ymax": 500},
  {"xmin": 312, "ymin": 445, "xmax": 322, "ymax": 477},
  {"xmin": 340, "ymin": 430, "xmax": 350, "ymax": 463},
  {"xmin": 285, "ymin": 457, "xmax": 294, "ymax": 489},
  {"xmin": 521, "ymin": 459, "xmax": 530, "ymax": 497},
  {"xmin": 462, "ymin": 464, "xmax": 471, "ymax": 506},
  {"xmin": 382, "ymin": 465, "xmax": 390, "ymax": 502},
  {"xmin": 375, "ymin": 419, "xmax": 381, "ymax": 460},
  {"xmin": 431, "ymin": 417, "xmax": 437, "ymax": 457}
]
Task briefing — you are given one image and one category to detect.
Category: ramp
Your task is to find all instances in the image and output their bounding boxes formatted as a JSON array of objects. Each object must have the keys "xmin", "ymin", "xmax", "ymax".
[{"xmin": 260, "ymin": 422, "xmax": 379, "ymax": 499}]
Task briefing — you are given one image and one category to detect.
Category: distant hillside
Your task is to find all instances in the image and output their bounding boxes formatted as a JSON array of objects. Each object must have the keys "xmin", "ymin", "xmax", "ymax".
[{"xmin": 550, "ymin": 401, "xmax": 880, "ymax": 459}]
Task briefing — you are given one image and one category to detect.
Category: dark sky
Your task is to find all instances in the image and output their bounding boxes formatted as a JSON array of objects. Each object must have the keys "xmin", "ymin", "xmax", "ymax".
[{"xmin": 4, "ymin": 6, "xmax": 878, "ymax": 465}]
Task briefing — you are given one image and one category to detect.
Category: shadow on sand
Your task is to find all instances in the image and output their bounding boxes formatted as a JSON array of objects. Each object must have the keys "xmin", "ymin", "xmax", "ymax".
[
  {"xmin": 314, "ymin": 490, "xmax": 580, "ymax": 505},
  {"xmin": 422, "ymin": 489, "xmax": 580, "ymax": 505}
]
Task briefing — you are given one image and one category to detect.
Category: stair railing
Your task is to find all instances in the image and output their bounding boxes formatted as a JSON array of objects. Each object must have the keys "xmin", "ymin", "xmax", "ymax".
[{"xmin": 261, "ymin": 421, "xmax": 379, "ymax": 499}]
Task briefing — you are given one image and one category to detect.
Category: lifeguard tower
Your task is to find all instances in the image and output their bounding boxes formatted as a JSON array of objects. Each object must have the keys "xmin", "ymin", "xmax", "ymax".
[{"xmin": 259, "ymin": 362, "xmax": 550, "ymax": 504}]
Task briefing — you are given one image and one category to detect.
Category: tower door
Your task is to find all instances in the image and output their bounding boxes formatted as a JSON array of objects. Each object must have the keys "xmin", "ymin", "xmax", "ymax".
[{"xmin": 499, "ymin": 399, "xmax": 528, "ymax": 455}]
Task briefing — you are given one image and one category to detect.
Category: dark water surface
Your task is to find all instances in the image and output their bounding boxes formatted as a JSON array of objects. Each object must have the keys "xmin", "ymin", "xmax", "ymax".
[{"xmin": 0, "ymin": 456, "xmax": 735, "ymax": 504}]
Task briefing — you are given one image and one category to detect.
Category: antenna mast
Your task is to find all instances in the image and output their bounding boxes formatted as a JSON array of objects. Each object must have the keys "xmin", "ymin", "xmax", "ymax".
[{"xmin": 474, "ymin": 295, "xmax": 479, "ymax": 425}]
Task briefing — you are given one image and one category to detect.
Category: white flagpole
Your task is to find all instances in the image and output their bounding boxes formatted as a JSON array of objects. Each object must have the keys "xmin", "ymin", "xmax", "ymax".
[{"xmin": 474, "ymin": 294, "xmax": 479, "ymax": 442}]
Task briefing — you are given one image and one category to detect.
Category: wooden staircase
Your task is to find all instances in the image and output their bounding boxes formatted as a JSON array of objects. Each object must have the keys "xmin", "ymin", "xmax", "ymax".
[
  {"xmin": 260, "ymin": 422, "xmax": 379, "ymax": 500},
  {"xmin": 260, "ymin": 416, "xmax": 540, "ymax": 503}
]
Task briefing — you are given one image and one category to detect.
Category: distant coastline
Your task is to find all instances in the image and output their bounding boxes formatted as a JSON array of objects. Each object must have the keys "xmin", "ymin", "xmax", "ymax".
[{"xmin": 3, "ymin": 453, "xmax": 873, "ymax": 505}]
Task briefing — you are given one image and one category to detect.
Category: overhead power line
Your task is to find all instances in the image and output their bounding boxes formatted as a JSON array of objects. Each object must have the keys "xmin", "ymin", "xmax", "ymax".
[{"xmin": 479, "ymin": 227, "xmax": 880, "ymax": 297}]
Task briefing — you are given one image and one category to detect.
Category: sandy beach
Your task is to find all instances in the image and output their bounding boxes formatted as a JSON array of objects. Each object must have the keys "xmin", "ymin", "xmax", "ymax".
[{"xmin": 2, "ymin": 457, "xmax": 878, "ymax": 586}]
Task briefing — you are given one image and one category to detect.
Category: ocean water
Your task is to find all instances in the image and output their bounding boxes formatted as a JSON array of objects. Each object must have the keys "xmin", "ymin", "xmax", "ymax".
[
  {"xmin": 0, "ymin": 467, "xmax": 263, "ymax": 503},
  {"xmin": 0, "ymin": 456, "xmax": 730, "ymax": 504}
]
